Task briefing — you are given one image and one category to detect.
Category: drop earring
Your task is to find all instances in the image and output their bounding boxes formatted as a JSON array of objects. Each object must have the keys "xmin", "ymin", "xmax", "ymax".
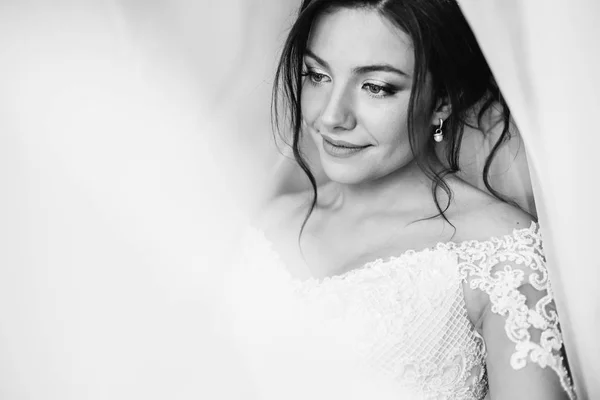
[{"xmin": 433, "ymin": 118, "xmax": 444, "ymax": 143}]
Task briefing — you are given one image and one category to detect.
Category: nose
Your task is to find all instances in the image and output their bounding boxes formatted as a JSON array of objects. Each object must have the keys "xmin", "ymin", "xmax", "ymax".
[{"xmin": 318, "ymin": 87, "xmax": 356, "ymax": 132}]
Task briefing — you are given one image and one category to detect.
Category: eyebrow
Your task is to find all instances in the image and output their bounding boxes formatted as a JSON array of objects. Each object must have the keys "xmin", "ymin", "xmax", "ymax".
[{"xmin": 304, "ymin": 48, "xmax": 410, "ymax": 78}]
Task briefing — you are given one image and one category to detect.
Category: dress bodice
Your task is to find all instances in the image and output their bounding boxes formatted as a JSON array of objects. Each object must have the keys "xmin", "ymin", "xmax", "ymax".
[{"xmin": 227, "ymin": 222, "xmax": 575, "ymax": 400}]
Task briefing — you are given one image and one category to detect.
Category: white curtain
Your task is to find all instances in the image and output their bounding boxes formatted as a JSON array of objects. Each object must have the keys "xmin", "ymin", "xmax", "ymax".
[
  {"xmin": 458, "ymin": 1, "xmax": 600, "ymax": 398},
  {"xmin": 0, "ymin": 0, "xmax": 293, "ymax": 398}
]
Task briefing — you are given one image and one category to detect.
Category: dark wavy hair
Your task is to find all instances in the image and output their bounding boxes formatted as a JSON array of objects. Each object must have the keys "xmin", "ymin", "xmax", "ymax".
[{"xmin": 272, "ymin": 0, "xmax": 514, "ymax": 238}]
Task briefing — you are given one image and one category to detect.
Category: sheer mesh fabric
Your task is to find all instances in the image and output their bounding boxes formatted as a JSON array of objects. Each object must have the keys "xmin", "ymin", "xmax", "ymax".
[{"xmin": 230, "ymin": 223, "xmax": 575, "ymax": 399}]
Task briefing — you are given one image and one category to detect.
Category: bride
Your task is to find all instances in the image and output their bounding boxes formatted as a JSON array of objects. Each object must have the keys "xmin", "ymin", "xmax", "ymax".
[{"xmin": 229, "ymin": 0, "xmax": 576, "ymax": 399}]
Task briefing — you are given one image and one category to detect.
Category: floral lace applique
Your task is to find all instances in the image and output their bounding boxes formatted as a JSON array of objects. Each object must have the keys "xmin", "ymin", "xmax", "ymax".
[{"xmin": 441, "ymin": 222, "xmax": 577, "ymax": 400}]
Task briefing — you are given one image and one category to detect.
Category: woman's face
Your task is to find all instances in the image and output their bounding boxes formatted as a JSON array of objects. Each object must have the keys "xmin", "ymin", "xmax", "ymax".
[{"xmin": 301, "ymin": 8, "xmax": 432, "ymax": 185}]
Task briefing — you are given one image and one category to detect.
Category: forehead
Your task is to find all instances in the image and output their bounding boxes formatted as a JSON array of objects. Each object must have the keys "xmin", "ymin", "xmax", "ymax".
[{"xmin": 306, "ymin": 7, "xmax": 414, "ymax": 72}]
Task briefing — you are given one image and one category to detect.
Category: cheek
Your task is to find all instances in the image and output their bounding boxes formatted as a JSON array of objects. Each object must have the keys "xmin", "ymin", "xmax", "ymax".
[
  {"xmin": 300, "ymin": 86, "xmax": 323, "ymax": 125},
  {"xmin": 363, "ymin": 103, "xmax": 409, "ymax": 147}
]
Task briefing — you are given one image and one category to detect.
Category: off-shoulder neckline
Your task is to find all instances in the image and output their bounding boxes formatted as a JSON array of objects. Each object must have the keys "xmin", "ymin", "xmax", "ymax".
[{"xmin": 246, "ymin": 221, "xmax": 540, "ymax": 286}]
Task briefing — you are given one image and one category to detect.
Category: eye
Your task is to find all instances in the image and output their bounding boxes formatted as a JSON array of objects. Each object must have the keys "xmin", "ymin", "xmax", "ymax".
[
  {"xmin": 362, "ymin": 82, "xmax": 397, "ymax": 98},
  {"xmin": 364, "ymin": 83, "xmax": 385, "ymax": 95},
  {"xmin": 307, "ymin": 71, "xmax": 330, "ymax": 85},
  {"xmin": 312, "ymin": 73, "xmax": 325, "ymax": 83},
  {"xmin": 301, "ymin": 67, "xmax": 331, "ymax": 86}
]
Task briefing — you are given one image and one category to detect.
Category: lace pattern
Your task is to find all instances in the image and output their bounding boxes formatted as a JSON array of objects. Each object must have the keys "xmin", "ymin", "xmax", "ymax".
[{"xmin": 440, "ymin": 224, "xmax": 577, "ymax": 399}]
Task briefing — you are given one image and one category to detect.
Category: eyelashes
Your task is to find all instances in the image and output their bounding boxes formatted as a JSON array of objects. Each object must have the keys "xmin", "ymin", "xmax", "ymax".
[
  {"xmin": 301, "ymin": 69, "xmax": 398, "ymax": 99},
  {"xmin": 301, "ymin": 71, "xmax": 330, "ymax": 85},
  {"xmin": 362, "ymin": 83, "xmax": 398, "ymax": 98}
]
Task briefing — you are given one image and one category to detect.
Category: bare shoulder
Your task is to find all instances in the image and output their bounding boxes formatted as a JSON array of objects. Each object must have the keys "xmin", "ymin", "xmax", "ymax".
[{"xmin": 448, "ymin": 177, "xmax": 535, "ymax": 242}]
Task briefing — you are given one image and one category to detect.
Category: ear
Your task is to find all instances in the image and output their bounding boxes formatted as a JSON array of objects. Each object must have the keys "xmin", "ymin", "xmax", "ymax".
[{"xmin": 430, "ymin": 96, "xmax": 452, "ymax": 126}]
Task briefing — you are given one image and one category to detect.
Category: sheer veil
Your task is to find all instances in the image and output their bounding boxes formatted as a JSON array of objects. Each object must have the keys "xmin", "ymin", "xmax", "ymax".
[
  {"xmin": 458, "ymin": 2, "xmax": 600, "ymax": 397},
  {"xmin": 1, "ymin": 1, "xmax": 597, "ymax": 399}
]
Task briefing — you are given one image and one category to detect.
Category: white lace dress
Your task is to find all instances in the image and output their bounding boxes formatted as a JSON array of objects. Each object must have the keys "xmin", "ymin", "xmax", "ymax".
[{"xmin": 227, "ymin": 222, "xmax": 576, "ymax": 400}]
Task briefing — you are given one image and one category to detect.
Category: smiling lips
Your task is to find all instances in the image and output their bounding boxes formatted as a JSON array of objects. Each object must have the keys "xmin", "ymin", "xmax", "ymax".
[{"xmin": 321, "ymin": 135, "xmax": 370, "ymax": 158}]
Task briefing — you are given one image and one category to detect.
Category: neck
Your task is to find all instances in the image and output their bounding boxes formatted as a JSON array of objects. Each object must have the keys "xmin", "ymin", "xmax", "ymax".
[{"xmin": 329, "ymin": 158, "xmax": 443, "ymax": 215}]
